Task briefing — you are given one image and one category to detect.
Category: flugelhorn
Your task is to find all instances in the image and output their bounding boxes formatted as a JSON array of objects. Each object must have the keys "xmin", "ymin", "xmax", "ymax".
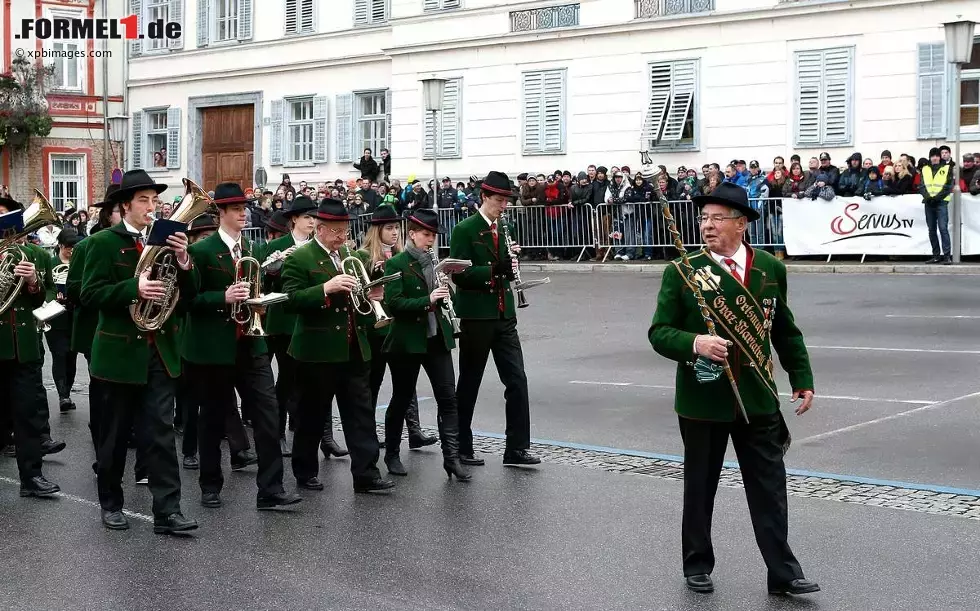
[
  {"xmin": 231, "ymin": 255, "xmax": 268, "ymax": 336},
  {"xmin": 340, "ymin": 254, "xmax": 401, "ymax": 329},
  {"xmin": 498, "ymin": 211, "xmax": 549, "ymax": 308},
  {"xmin": 0, "ymin": 189, "xmax": 59, "ymax": 315}
]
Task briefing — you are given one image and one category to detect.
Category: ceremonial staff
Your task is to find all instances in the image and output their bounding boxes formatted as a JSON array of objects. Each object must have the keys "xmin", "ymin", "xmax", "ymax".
[{"xmin": 650, "ymin": 161, "xmax": 749, "ymax": 423}]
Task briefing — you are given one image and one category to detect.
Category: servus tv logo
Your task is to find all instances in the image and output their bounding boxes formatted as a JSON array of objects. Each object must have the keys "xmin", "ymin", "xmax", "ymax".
[
  {"xmin": 823, "ymin": 202, "xmax": 915, "ymax": 244},
  {"xmin": 15, "ymin": 15, "xmax": 181, "ymax": 41}
]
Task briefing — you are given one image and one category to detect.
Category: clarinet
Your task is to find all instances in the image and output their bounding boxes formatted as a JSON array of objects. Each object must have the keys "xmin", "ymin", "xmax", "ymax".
[
  {"xmin": 429, "ymin": 248, "xmax": 462, "ymax": 337},
  {"xmin": 498, "ymin": 211, "xmax": 529, "ymax": 308}
]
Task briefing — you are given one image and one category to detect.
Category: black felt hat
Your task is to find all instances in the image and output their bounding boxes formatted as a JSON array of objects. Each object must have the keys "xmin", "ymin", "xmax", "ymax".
[
  {"xmin": 315, "ymin": 198, "xmax": 350, "ymax": 221},
  {"xmin": 110, "ymin": 169, "xmax": 167, "ymax": 203},
  {"xmin": 283, "ymin": 195, "xmax": 317, "ymax": 217},
  {"xmin": 692, "ymin": 182, "xmax": 760, "ymax": 221},
  {"xmin": 186, "ymin": 214, "xmax": 219, "ymax": 235},
  {"xmin": 408, "ymin": 209, "xmax": 439, "ymax": 233},
  {"xmin": 57, "ymin": 228, "xmax": 82, "ymax": 247},
  {"xmin": 370, "ymin": 204, "xmax": 400, "ymax": 225},
  {"xmin": 212, "ymin": 182, "xmax": 249, "ymax": 207},
  {"xmin": 265, "ymin": 210, "xmax": 289, "ymax": 234},
  {"xmin": 480, "ymin": 171, "xmax": 517, "ymax": 197},
  {"xmin": 0, "ymin": 196, "xmax": 23, "ymax": 212}
]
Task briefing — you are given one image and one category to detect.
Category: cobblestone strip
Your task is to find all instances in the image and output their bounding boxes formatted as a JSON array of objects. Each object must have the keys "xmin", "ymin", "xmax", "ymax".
[{"xmin": 369, "ymin": 421, "xmax": 980, "ymax": 521}]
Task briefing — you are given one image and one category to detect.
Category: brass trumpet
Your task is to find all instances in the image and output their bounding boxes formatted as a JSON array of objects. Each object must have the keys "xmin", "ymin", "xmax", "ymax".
[
  {"xmin": 0, "ymin": 189, "xmax": 59, "ymax": 315},
  {"xmin": 231, "ymin": 255, "xmax": 267, "ymax": 337},
  {"xmin": 340, "ymin": 255, "xmax": 401, "ymax": 329}
]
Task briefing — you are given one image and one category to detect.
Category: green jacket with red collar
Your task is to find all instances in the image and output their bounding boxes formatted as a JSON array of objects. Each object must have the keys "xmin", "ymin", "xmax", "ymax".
[
  {"xmin": 381, "ymin": 250, "xmax": 455, "ymax": 354},
  {"xmin": 447, "ymin": 212, "xmax": 516, "ymax": 320},
  {"xmin": 648, "ymin": 245, "xmax": 814, "ymax": 422},
  {"xmin": 0, "ymin": 243, "xmax": 54, "ymax": 363}
]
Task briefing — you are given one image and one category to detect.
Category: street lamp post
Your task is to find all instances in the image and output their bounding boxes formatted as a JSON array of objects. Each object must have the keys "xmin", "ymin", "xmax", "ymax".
[
  {"xmin": 106, "ymin": 114, "xmax": 130, "ymax": 187},
  {"xmin": 944, "ymin": 19, "xmax": 975, "ymax": 264},
  {"xmin": 421, "ymin": 77, "xmax": 447, "ymax": 221}
]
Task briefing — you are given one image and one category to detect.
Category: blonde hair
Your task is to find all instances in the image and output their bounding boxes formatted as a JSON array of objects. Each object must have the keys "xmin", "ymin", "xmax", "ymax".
[
  {"xmin": 894, "ymin": 159, "xmax": 910, "ymax": 180},
  {"xmin": 362, "ymin": 222, "xmax": 402, "ymax": 267}
]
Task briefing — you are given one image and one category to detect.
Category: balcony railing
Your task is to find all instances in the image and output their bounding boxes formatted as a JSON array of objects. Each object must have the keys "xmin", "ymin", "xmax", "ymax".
[
  {"xmin": 510, "ymin": 4, "xmax": 580, "ymax": 32},
  {"xmin": 635, "ymin": 0, "xmax": 714, "ymax": 18}
]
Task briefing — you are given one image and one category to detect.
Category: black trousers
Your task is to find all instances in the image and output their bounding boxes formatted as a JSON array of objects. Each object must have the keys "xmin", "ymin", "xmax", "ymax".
[
  {"xmin": 385, "ymin": 337, "xmax": 458, "ymax": 459},
  {"xmin": 0, "ymin": 359, "xmax": 46, "ymax": 484},
  {"xmin": 45, "ymin": 329, "xmax": 77, "ymax": 401},
  {"xmin": 193, "ymin": 344, "xmax": 284, "ymax": 497},
  {"xmin": 678, "ymin": 412, "xmax": 804, "ymax": 585},
  {"xmin": 267, "ymin": 334, "xmax": 297, "ymax": 436},
  {"xmin": 98, "ymin": 351, "xmax": 181, "ymax": 519},
  {"xmin": 293, "ymin": 352, "xmax": 381, "ymax": 484},
  {"xmin": 368, "ymin": 333, "xmax": 421, "ymax": 428},
  {"xmin": 455, "ymin": 317, "xmax": 531, "ymax": 455},
  {"xmin": 175, "ymin": 362, "xmax": 198, "ymax": 458}
]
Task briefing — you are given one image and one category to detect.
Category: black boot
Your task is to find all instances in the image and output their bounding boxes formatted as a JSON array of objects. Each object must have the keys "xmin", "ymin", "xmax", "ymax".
[
  {"xmin": 384, "ymin": 452, "xmax": 407, "ymax": 476},
  {"xmin": 406, "ymin": 394, "xmax": 437, "ymax": 449},
  {"xmin": 439, "ymin": 410, "xmax": 471, "ymax": 482},
  {"xmin": 320, "ymin": 424, "xmax": 348, "ymax": 458}
]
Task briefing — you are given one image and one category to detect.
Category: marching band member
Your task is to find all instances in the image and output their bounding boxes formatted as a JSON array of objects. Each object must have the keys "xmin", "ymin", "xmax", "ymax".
[
  {"xmin": 0, "ymin": 195, "xmax": 61, "ymax": 498},
  {"xmin": 649, "ymin": 182, "xmax": 818, "ymax": 595},
  {"xmin": 80, "ymin": 169, "xmax": 198, "ymax": 534},
  {"xmin": 260, "ymin": 196, "xmax": 326, "ymax": 458},
  {"xmin": 381, "ymin": 209, "xmax": 469, "ymax": 480},
  {"xmin": 46, "ymin": 228, "xmax": 82, "ymax": 413},
  {"xmin": 264, "ymin": 210, "xmax": 290, "ymax": 243},
  {"xmin": 358, "ymin": 204, "xmax": 436, "ymax": 449},
  {"xmin": 449, "ymin": 171, "xmax": 540, "ymax": 467},
  {"xmin": 281, "ymin": 198, "xmax": 393, "ymax": 494},
  {"xmin": 183, "ymin": 183, "xmax": 301, "ymax": 510}
]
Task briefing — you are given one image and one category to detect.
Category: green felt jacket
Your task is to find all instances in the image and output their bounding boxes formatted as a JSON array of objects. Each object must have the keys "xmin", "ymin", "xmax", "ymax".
[
  {"xmin": 182, "ymin": 231, "xmax": 268, "ymax": 365},
  {"xmin": 46, "ymin": 251, "xmax": 72, "ymax": 333},
  {"xmin": 448, "ymin": 213, "xmax": 516, "ymax": 319},
  {"xmin": 67, "ymin": 237, "xmax": 98, "ymax": 355},
  {"xmin": 381, "ymin": 251, "xmax": 455, "ymax": 354},
  {"xmin": 281, "ymin": 240, "xmax": 372, "ymax": 363},
  {"xmin": 0, "ymin": 243, "xmax": 55, "ymax": 363},
  {"xmin": 260, "ymin": 232, "xmax": 301, "ymax": 337},
  {"xmin": 648, "ymin": 246, "xmax": 814, "ymax": 422},
  {"xmin": 79, "ymin": 223, "xmax": 197, "ymax": 384}
]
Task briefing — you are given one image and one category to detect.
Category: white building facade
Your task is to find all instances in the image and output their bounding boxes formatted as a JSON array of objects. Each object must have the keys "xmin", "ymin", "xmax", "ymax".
[{"xmin": 124, "ymin": 0, "xmax": 980, "ymax": 191}]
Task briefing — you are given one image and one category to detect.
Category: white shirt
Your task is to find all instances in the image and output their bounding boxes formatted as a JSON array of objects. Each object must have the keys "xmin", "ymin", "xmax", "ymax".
[
  {"xmin": 708, "ymin": 243, "xmax": 747, "ymax": 281},
  {"xmin": 478, "ymin": 207, "xmax": 497, "ymax": 231},
  {"xmin": 291, "ymin": 229, "xmax": 310, "ymax": 246},
  {"xmin": 218, "ymin": 226, "xmax": 243, "ymax": 256},
  {"xmin": 315, "ymin": 236, "xmax": 342, "ymax": 270},
  {"xmin": 123, "ymin": 219, "xmax": 145, "ymax": 240}
]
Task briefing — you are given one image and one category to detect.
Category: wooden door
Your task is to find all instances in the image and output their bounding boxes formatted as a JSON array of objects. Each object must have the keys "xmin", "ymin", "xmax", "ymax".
[{"xmin": 201, "ymin": 104, "xmax": 254, "ymax": 191}]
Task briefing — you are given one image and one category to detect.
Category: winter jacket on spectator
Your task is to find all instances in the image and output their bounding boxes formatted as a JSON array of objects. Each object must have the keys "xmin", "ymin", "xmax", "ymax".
[
  {"xmin": 438, "ymin": 186, "xmax": 457, "ymax": 210},
  {"xmin": 782, "ymin": 175, "xmax": 804, "ymax": 198},
  {"xmin": 625, "ymin": 179, "xmax": 653, "ymax": 205},
  {"xmin": 880, "ymin": 171, "xmax": 911, "ymax": 196},
  {"xmin": 918, "ymin": 161, "xmax": 954, "ymax": 205},
  {"xmin": 861, "ymin": 176, "xmax": 884, "ymax": 199},
  {"xmin": 520, "ymin": 181, "xmax": 546, "ymax": 206},
  {"xmin": 817, "ymin": 163, "xmax": 840, "ymax": 189},
  {"xmin": 403, "ymin": 187, "xmax": 430, "ymax": 213},
  {"xmin": 353, "ymin": 155, "xmax": 380, "ymax": 182},
  {"xmin": 604, "ymin": 175, "xmax": 629, "ymax": 206},
  {"xmin": 744, "ymin": 172, "xmax": 769, "ymax": 201},
  {"xmin": 381, "ymin": 152, "xmax": 392, "ymax": 181},
  {"xmin": 971, "ymin": 170, "xmax": 980, "ymax": 196},
  {"xmin": 805, "ymin": 174, "xmax": 835, "ymax": 201},
  {"xmin": 359, "ymin": 187, "xmax": 380, "ymax": 212},
  {"xmin": 570, "ymin": 175, "xmax": 592, "ymax": 207},
  {"xmin": 677, "ymin": 177, "xmax": 700, "ymax": 201},
  {"xmin": 590, "ymin": 176, "xmax": 610, "ymax": 206},
  {"xmin": 837, "ymin": 153, "xmax": 865, "ymax": 197},
  {"xmin": 959, "ymin": 162, "xmax": 977, "ymax": 193}
]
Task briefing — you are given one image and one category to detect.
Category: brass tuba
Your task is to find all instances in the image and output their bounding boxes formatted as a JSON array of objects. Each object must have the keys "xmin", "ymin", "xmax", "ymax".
[
  {"xmin": 340, "ymin": 254, "xmax": 401, "ymax": 329},
  {"xmin": 230, "ymin": 255, "xmax": 266, "ymax": 337},
  {"xmin": 130, "ymin": 178, "xmax": 213, "ymax": 331},
  {"xmin": 0, "ymin": 189, "xmax": 60, "ymax": 315}
]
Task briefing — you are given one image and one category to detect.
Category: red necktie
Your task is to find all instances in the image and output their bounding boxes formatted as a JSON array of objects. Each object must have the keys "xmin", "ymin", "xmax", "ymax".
[
  {"xmin": 491, "ymin": 222, "xmax": 499, "ymax": 250},
  {"xmin": 135, "ymin": 236, "xmax": 144, "ymax": 254},
  {"xmin": 723, "ymin": 258, "xmax": 743, "ymax": 285}
]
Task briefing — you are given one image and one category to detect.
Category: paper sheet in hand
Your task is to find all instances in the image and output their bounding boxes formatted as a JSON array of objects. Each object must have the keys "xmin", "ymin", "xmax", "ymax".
[
  {"xmin": 0, "ymin": 210, "xmax": 25, "ymax": 239},
  {"xmin": 246, "ymin": 292, "xmax": 289, "ymax": 306},
  {"xmin": 435, "ymin": 258, "xmax": 472, "ymax": 274},
  {"xmin": 147, "ymin": 219, "xmax": 188, "ymax": 246},
  {"xmin": 33, "ymin": 300, "xmax": 66, "ymax": 322}
]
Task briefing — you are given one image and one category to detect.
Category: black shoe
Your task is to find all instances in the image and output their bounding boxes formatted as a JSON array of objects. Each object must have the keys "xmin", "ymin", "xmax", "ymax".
[
  {"xmin": 769, "ymin": 579, "xmax": 820, "ymax": 595},
  {"xmin": 231, "ymin": 449, "xmax": 258, "ymax": 471},
  {"xmin": 297, "ymin": 477, "xmax": 324, "ymax": 491},
  {"xmin": 925, "ymin": 255, "xmax": 942, "ymax": 264},
  {"xmin": 59, "ymin": 398, "xmax": 76, "ymax": 413},
  {"xmin": 385, "ymin": 455, "xmax": 408, "ymax": 476},
  {"xmin": 459, "ymin": 453, "xmax": 485, "ymax": 466},
  {"xmin": 320, "ymin": 438, "xmax": 349, "ymax": 458},
  {"xmin": 408, "ymin": 431, "xmax": 438, "ymax": 449},
  {"xmin": 19, "ymin": 476, "xmax": 60, "ymax": 498},
  {"xmin": 353, "ymin": 477, "xmax": 395, "ymax": 493},
  {"xmin": 182, "ymin": 455, "xmax": 199, "ymax": 470},
  {"xmin": 279, "ymin": 437, "xmax": 292, "ymax": 458},
  {"xmin": 40, "ymin": 439, "xmax": 67, "ymax": 455},
  {"xmin": 201, "ymin": 492, "xmax": 222, "ymax": 508},
  {"xmin": 443, "ymin": 459, "xmax": 472, "ymax": 481},
  {"xmin": 153, "ymin": 513, "xmax": 199, "ymax": 535},
  {"xmin": 101, "ymin": 510, "xmax": 129, "ymax": 530},
  {"xmin": 942, "ymin": 255, "xmax": 952, "ymax": 265},
  {"xmin": 503, "ymin": 450, "xmax": 541, "ymax": 466},
  {"xmin": 685, "ymin": 574, "xmax": 714, "ymax": 593},
  {"xmin": 257, "ymin": 491, "xmax": 303, "ymax": 510}
]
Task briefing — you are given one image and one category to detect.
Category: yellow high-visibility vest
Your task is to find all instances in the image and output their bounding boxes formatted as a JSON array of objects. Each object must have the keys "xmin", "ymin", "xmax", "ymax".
[{"xmin": 922, "ymin": 164, "xmax": 951, "ymax": 202}]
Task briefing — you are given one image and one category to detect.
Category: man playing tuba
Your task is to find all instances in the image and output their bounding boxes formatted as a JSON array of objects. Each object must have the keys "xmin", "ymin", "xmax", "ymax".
[{"xmin": 80, "ymin": 169, "xmax": 199, "ymax": 535}]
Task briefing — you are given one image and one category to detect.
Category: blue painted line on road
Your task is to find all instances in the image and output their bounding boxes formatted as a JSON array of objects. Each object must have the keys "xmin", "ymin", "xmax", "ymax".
[
  {"xmin": 469, "ymin": 429, "xmax": 980, "ymax": 497},
  {"xmin": 375, "ymin": 396, "xmax": 432, "ymax": 412}
]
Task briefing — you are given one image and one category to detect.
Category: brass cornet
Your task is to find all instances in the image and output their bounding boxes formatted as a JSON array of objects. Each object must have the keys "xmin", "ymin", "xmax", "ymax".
[
  {"xmin": 231, "ymin": 255, "xmax": 267, "ymax": 337},
  {"xmin": 340, "ymin": 255, "xmax": 401, "ymax": 329}
]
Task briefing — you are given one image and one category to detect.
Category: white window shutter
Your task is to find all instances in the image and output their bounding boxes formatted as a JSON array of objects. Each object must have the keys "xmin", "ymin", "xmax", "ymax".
[
  {"xmin": 444, "ymin": 0, "xmax": 461, "ymax": 7},
  {"xmin": 270, "ymin": 99, "xmax": 284, "ymax": 165},
  {"xmin": 168, "ymin": 0, "xmax": 184, "ymax": 49},
  {"xmin": 131, "ymin": 110, "xmax": 144, "ymax": 169},
  {"xmin": 238, "ymin": 0, "xmax": 253, "ymax": 40},
  {"xmin": 301, "ymin": 0, "xmax": 315, "ymax": 33},
  {"xmin": 129, "ymin": 0, "xmax": 143, "ymax": 56},
  {"xmin": 313, "ymin": 96, "xmax": 328, "ymax": 163},
  {"xmin": 424, "ymin": 0, "xmax": 439, "ymax": 9},
  {"xmin": 523, "ymin": 72, "xmax": 543, "ymax": 154},
  {"xmin": 335, "ymin": 93, "xmax": 354, "ymax": 162},
  {"xmin": 795, "ymin": 51, "xmax": 822, "ymax": 145},
  {"xmin": 353, "ymin": 0, "xmax": 368, "ymax": 24},
  {"xmin": 822, "ymin": 47, "xmax": 852, "ymax": 145},
  {"xmin": 370, "ymin": 0, "xmax": 387, "ymax": 23},
  {"xmin": 167, "ymin": 107, "xmax": 181, "ymax": 169},
  {"xmin": 541, "ymin": 70, "xmax": 564, "ymax": 153},
  {"xmin": 442, "ymin": 79, "xmax": 461, "ymax": 157},
  {"xmin": 917, "ymin": 42, "xmax": 946, "ymax": 139},
  {"xmin": 423, "ymin": 107, "xmax": 435, "ymax": 159},
  {"xmin": 641, "ymin": 63, "xmax": 671, "ymax": 146},
  {"xmin": 285, "ymin": 0, "xmax": 298, "ymax": 34},
  {"xmin": 197, "ymin": 0, "xmax": 209, "ymax": 47},
  {"xmin": 385, "ymin": 88, "xmax": 392, "ymax": 154},
  {"xmin": 661, "ymin": 60, "xmax": 696, "ymax": 142}
]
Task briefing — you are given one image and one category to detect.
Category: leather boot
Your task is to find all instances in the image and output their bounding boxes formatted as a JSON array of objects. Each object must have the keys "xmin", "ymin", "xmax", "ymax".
[
  {"xmin": 320, "ymin": 423, "xmax": 348, "ymax": 458},
  {"xmin": 439, "ymin": 411, "xmax": 471, "ymax": 481},
  {"xmin": 406, "ymin": 394, "xmax": 437, "ymax": 449}
]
